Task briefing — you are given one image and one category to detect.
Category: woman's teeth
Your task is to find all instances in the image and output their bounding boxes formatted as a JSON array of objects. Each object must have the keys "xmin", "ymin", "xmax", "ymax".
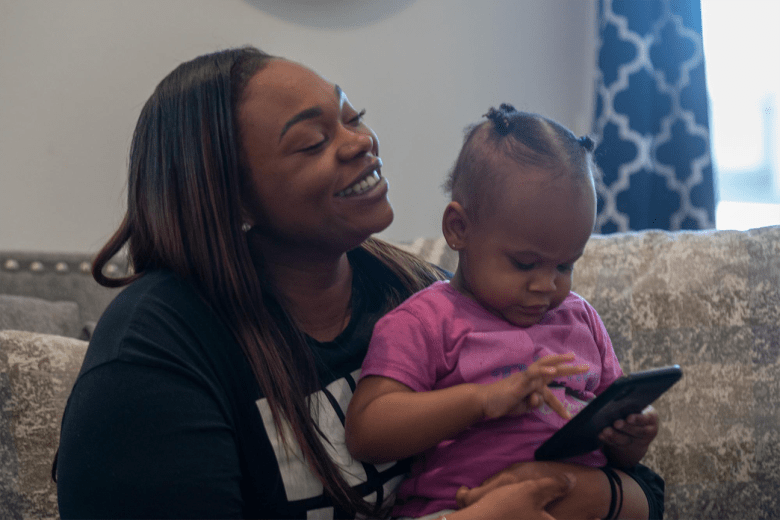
[{"xmin": 336, "ymin": 170, "xmax": 380, "ymax": 197}]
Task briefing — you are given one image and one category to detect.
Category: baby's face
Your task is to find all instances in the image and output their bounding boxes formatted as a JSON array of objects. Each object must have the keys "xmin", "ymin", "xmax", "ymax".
[{"xmin": 452, "ymin": 169, "xmax": 596, "ymax": 327}]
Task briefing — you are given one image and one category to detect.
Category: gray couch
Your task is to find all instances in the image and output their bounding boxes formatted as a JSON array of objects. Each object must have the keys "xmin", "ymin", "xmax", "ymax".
[
  {"xmin": 0, "ymin": 252, "xmax": 128, "ymax": 340},
  {"xmin": 1, "ymin": 226, "xmax": 779, "ymax": 519}
]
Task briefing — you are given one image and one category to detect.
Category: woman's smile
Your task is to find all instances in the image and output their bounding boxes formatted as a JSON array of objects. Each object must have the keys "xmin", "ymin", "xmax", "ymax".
[
  {"xmin": 336, "ymin": 160, "xmax": 384, "ymax": 197},
  {"xmin": 238, "ymin": 60, "xmax": 394, "ymax": 250}
]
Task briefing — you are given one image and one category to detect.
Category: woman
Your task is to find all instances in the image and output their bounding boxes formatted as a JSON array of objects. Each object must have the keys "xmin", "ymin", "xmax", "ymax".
[{"xmin": 56, "ymin": 46, "xmax": 661, "ymax": 519}]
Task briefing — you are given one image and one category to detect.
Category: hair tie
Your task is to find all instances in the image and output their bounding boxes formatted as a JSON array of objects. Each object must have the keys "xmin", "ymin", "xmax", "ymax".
[
  {"xmin": 577, "ymin": 135, "xmax": 595, "ymax": 152},
  {"xmin": 483, "ymin": 105, "xmax": 516, "ymax": 135},
  {"xmin": 600, "ymin": 467, "xmax": 624, "ymax": 520}
]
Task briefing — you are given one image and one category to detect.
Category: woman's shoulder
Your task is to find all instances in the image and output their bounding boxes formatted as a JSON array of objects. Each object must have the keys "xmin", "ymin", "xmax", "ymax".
[
  {"xmin": 114, "ymin": 268, "xmax": 201, "ymax": 302},
  {"xmin": 99, "ymin": 270, "xmax": 213, "ymax": 334},
  {"xmin": 82, "ymin": 270, "xmax": 234, "ymax": 374}
]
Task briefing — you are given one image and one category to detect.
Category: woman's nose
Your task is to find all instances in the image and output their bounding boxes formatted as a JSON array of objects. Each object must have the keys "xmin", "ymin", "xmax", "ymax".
[{"xmin": 337, "ymin": 130, "xmax": 374, "ymax": 161}]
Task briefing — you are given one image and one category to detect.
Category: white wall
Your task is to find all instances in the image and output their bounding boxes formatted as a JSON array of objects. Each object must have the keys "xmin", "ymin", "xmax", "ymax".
[{"xmin": 0, "ymin": 0, "xmax": 598, "ymax": 253}]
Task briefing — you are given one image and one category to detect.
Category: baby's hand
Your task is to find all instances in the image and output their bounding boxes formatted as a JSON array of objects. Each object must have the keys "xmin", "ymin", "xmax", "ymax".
[
  {"xmin": 599, "ymin": 405, "xmax": 659, "ymax": 468},
  {"xmin": 480, "ymin": 354, "xmax": 588, "ymax": 421}
]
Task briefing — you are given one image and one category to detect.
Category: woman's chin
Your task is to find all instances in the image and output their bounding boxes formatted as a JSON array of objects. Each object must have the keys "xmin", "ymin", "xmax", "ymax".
[
  {"xmin": 373, "ymin": 204, "xmax": 395, "ymax": 234},
  {"xmin": 359, "ymin": 201, "xmax": 394, "ymax": 238},
  {"xmin": 347, "ymin": 213, "xmax": 394, "ymax": 251}
]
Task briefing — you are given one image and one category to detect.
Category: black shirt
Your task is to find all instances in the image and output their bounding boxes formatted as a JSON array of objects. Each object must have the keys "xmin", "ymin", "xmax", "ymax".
[{"xmin": 57, "ymin": 249, "xmax": 412, "ymax": 519}]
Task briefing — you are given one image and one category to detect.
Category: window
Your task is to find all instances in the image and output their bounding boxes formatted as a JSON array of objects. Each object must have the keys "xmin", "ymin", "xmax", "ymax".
[{"xmin": 702, "ymin": 0, "xmax": 780, "ymax": 230}]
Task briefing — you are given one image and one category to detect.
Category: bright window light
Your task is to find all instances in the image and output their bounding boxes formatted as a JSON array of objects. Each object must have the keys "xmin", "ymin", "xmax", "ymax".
[
  {"xmin": 702, "ymin": 0, "xmax": 780, "ymax": 230},
  {"xmin": 716, "ymin": 201, "xmax": 780, "ymax": 231}
]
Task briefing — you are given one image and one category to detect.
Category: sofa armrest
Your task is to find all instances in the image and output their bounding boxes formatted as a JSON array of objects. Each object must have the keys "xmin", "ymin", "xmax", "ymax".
[
  {"xmin": 0, "ymin": 330, "xmax": 87, "ymax": 518},
  {"xmin": 571, "ymin": 226, "xmax": 780, "ymax": 519}
]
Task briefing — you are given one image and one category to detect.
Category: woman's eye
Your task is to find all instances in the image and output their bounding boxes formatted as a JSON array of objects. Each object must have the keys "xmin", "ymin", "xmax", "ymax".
[
  {"xmin": 348, "ymin": 109, "xmax": 366, "ymax": 125},
  {"xmin": 557, "ymin": 264, "xmax": 574, "ymax": 273},
  {"xmin": 514, "ymin": 261, "xmax": 535, "ymax": 271},
  {"xmin": 299, "ymin": 139, "xmax": 326, "ymax": 153}
]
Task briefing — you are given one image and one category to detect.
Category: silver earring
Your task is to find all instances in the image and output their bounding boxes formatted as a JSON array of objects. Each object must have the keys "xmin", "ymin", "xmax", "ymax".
[{"xmin": 241, "ymin": 222, "xmax": 252, "ymax": 232}]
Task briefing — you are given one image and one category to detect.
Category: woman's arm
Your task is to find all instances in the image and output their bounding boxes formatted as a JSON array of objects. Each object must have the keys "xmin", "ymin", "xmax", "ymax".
[
  {"xmin": 456, "ymin": 461, "xmax": 652, "ymax": 520},
  {"xmin": 345, "ymin": 354, "xmax": 587, "ymax": 463},
  {"xmin": 445, "ymin": 473, "xmax": 578, "ymax": 520},
  {"xmin": 57, "ymin": 361, "xmax": 243, "ymax": 519}
]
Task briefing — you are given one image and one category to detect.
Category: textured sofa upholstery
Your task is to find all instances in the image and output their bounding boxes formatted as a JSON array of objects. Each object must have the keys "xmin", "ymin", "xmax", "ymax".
[
  {"xmin": 1, "ymin": 225, "xmax": 779, "ymax": 519},
  {"xmin": 0, "ymin": 331, "xmax": 86, "ymax": 519},
  {"xmin": 573, "ymin": 226, "xmax": 780, "ymax": 519}
]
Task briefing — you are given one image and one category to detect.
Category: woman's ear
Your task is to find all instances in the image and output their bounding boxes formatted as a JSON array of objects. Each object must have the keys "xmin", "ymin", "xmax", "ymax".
[
  {"xmin": 239, "ymin": 201, "xmax": 256, "ymax": 228},
  {"xmin": 442, "ymin": 201, "xmax": 470, "ymax": 251}
]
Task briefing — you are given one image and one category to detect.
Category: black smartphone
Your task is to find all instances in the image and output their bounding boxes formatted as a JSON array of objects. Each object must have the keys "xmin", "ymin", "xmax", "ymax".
[{"xmin": 534, "ymin": 365, "xmax": 683, "ymax": 461}]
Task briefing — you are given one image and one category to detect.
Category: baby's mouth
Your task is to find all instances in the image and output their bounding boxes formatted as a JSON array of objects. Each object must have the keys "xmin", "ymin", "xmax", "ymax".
[{"xmin": 335, "ymin": 170, "xmax": 381, "ymax": 197}]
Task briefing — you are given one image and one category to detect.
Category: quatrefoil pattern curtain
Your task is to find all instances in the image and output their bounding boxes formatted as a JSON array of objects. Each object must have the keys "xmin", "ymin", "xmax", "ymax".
[{"xmin": 593, "ymin": 0, "xmax": 715, "ymax": 233}]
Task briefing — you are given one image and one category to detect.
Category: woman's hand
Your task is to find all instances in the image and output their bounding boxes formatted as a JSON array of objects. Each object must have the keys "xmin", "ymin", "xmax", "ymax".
[
  {"xmin": 444, "ymin": 473, "xmax": 577, "ymax": 520},
  {"xmin": 479, "ymin": 354, "xmax": 588, "ymax": 420},
  {"xmin": 599, "ymin": 405, "xmax": 659, "ymax": 469},
  {"xmin": 456, "ymin": 461, "xmax": 650, "ymax": 520}
]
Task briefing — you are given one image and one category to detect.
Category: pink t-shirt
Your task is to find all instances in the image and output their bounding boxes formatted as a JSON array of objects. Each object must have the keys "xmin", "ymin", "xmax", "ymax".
[{"xmin": 360, "ymin": 281, "xmax": 622, "ymax": 518}]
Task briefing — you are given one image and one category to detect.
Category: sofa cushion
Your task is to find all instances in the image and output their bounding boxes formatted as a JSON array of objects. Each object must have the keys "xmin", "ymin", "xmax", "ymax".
[
  {"xmin": 0, "ymin": 295, "xmax": 82, "ymax": 339},
  {"xmin": 572, "ymin": 226, "xmax": 780, "ymax": 519},
  {"xmin": 0, "ymin": 330, "xmax": 87, "ymax": 519}
]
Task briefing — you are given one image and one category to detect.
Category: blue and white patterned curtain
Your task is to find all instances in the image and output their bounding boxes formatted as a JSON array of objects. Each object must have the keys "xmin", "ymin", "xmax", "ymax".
[{"xmin": 593, "ymin": 0, "xmax": 715, "ymax": 233}]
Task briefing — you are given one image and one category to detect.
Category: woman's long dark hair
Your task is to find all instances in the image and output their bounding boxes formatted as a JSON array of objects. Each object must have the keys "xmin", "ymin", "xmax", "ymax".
[{"xmin": 92, "ymin": 46, "xmax": 445, "ymax": 516}]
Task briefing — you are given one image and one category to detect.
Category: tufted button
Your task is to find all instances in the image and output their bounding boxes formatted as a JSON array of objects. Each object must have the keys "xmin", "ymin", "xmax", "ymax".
[
  {"xmin": 105, "ymin": 264, "xmax": 119, "ymax": 275},
  {"xmin": 79, "ymin": 261, "xmax": 91, "ymax": 273},
  {"xmin": 3, "ymin": 259, "xmax": 20, "ymax": 271},
  {"xmin": 29, "ymin": 261, "xmax": 45, "ymax": 272},
  {"xmin": 55, "ymin": 262, "xmax": 70, "ymax": 273}
]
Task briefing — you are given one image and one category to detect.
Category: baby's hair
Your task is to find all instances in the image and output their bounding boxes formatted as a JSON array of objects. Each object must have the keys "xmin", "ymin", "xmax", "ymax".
[{"xmin": 444, "ymin": 103, "xmax": 596, "ymax": 219}]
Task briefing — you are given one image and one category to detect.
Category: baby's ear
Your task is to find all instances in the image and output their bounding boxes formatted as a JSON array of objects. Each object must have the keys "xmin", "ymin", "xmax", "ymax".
[{"xmin": 442, "ymin": 201, "xmax": 470, "ymax": 251}]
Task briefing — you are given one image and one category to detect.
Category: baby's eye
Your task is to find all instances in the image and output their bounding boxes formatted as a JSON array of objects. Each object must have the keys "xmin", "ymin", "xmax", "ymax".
[
  {"xmin": 557, "ymin": 264, "xmax": 574, "ymax": 273},
  {"xmin": 513, "ymin": 261, "xmax": 535, "ymax": 271}
]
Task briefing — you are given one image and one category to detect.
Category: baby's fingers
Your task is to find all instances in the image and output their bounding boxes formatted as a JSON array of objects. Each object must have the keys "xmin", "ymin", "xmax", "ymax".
[
  {"xmin": 553, "ymin": 364, "xmax": 590, "ymax": 379},
  {"xmin": 541, "ymin": 386, "xmax": 571, "ymax": 420},
  {"xmin": 631, "ymin": 405, "xmax": 659, "ymax": 426},
  {"xmin": 527, "ymin": 354, "xmax": 588, "ymax": 382},
  {"xmin": 534, "ymin": 353, "xmax": 578, "ymax": 366},
  {"xmin": 600, "ymin": 412, "xmax": 659, "ymax": 446}
]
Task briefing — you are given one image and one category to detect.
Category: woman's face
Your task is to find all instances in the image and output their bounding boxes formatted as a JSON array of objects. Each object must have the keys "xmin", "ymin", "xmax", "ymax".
[{"xmin": 238, "ymin": 59, "xmax": 393, "ymax": 255}]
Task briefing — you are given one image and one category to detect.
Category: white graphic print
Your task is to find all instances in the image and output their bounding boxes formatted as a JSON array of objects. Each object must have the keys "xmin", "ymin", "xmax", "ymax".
[{"xmin": 256, "ymin": 369, "xmax": 400, "ymax": 519}]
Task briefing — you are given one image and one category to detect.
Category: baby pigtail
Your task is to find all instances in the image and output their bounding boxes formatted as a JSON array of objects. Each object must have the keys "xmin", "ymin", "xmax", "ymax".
[
  {"xmin": 577, "ymin": 135, "xmax": 595, "ymax": 152},
  {"xmin": 484, "ymin": 104, "xmax": 517, "ymax": 135}
]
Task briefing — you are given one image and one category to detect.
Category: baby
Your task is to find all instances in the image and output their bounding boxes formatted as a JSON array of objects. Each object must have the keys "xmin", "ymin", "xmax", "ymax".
[{"xmin": 346, "ymin": 105, "xmax": 658, "ymax": 520}]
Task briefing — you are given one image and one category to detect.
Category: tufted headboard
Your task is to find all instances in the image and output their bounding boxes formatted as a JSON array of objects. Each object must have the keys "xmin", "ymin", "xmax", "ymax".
[{"xmin": 0, "ymin": 251, "xmax": 127, "ymax": 338}]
